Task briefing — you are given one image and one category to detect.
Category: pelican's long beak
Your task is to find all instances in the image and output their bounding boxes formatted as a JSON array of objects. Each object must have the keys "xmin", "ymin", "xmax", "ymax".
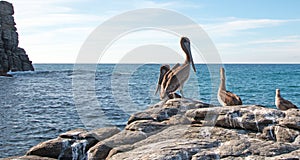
[
  {"xmin": 184, "ymin": 42, "xmax": 196, "ymax": 72},
  {"xmin": 190, "ymin": 54, "xmax": 196, "ymax": 73}
]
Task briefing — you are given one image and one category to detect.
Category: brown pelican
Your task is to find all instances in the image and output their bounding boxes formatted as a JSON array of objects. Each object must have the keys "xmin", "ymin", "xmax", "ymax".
[
  {"xmin": 218, "ymin": 67, "xmax": 242, "ymax": 106},
  {"xmin": 160, "ymin": 37, "xmax": 196, "ymax": 100},
  {"xmin": 275, "ymin": 89, "xmax": 297, "ymax": 110},
  {"xmin": 155, "ymin": 64, "xmax": 170, "ymax": 95},
  {"xmin": 156, "ymin": 64, "xmax": 181, "ymax": 99}
]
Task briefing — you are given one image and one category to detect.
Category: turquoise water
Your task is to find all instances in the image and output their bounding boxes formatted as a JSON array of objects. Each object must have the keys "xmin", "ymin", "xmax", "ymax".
[{"xmin": 0, "ymin": 64, "xmax": 299, "ymax": 157}]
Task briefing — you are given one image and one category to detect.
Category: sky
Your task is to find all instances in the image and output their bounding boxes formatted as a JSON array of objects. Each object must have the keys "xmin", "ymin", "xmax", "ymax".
[{"xmin": 8, "ymin": 0, "xmax": 300, "ymax": 64}]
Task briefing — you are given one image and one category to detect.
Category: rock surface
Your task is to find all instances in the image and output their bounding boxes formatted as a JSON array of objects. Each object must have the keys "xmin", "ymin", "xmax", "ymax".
[
  {"xmin": 6, "ymin": 98, "xmax": 300, "ymax": 159},
  {"xmin": 0, "ymin": 1, "xmax": 34, "ymax": 75},
  {"xmin": 25, "ymin": 127, "xmax": 120, "ymax": 160}
]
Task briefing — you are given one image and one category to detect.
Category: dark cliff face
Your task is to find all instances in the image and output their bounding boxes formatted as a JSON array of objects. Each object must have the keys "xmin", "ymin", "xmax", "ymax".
[{"xmin": 0, "ymin": 1, "xmax": 34, "ymax": 75}]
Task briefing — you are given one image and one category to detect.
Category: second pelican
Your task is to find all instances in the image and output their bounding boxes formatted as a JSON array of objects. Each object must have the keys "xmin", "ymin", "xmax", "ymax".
[
  {"xmin": 275, "ymin": 89, "xmax": 298, "ymax": 110},
  {"xmin": 218, "ymin": 67, "xmax": 242, "ymax": 106},
  {"xmin": 160, "ymin": 37, "xmax": 196, "ymax": 99}
]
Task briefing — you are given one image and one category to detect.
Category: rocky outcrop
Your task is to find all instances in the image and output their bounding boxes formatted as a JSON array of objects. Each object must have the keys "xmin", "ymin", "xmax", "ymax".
[
  {"xmin": 7, "ymin": 98, "xmax": 300, "ymax": 159},
  {"xmin": 0, "ymin": 1, "xmax": 34, "ymax": 76}
]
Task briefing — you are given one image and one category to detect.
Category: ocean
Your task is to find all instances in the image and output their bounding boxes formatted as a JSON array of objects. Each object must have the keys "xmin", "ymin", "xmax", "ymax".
[{"xmin": 0, "ymin": 64, "xmax": 299, "ymax": 158}]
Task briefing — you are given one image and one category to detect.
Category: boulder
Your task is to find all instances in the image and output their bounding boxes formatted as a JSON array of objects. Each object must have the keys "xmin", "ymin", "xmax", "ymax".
[
  {"xmin": 26, "ymin": 137, "xmax": 72, "ymax": 159},
  {"xmin": 26, "ymin": 127, "xmax": 120, "ymax": 160}
]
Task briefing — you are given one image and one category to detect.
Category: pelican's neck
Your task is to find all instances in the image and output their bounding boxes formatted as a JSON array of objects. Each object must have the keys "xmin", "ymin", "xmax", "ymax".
[
  {"xmin": 276, "ymin": 91, "xmax": 280, "ymax": 98},
  {"xmin": 184, "ymin": 51, "xmax": 191, "ymax": 64},
  {"xmin": 219, "ymin": 71, "xmax": 226, "ymax": 91},
  {"xmin": 183, "ymin": 49, "xmax": 191, "ymax": 64},
  {"xmin": 220, "ymin": 78, "xmax": 226, "ymax": 91}
]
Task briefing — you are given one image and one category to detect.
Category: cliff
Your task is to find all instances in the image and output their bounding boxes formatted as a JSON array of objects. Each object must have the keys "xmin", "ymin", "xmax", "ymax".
[
  {"xmin": 6, "ymin": 98, "xmax": 300, "ymax": 160},
  {"xmin": 0, "ymin": 1, "xmax": 34, "ymax": 76}
]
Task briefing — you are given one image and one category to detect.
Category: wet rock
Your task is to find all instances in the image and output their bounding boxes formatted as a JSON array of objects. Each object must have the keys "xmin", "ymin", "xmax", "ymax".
[
  {"xmin": 0, "ymin": 1, "xmax": 34, "ymax": 75},
  {"xmin": 59, "ymin": 128, "xmax": 87, "ymax": 139},
  {"xmin": 26, "ymin": 137, "xmax": 71, "ymax": 159},
  {"xmin": 0, "ymin": 72, "xmax": 12, "ymax": 77},
  {"xmin": 15, "ymin": 47, "xmax": 34, "ymax": 71},
  {"xmin": 27, "ymin": 127, "xmax": 120, "ymax": 160}
]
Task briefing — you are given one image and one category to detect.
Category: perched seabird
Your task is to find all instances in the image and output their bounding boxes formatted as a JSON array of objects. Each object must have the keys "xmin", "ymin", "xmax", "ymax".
[
  {"xmin": 218, "ymin": 67, "xmax": 242, "ymax": 106},
  {"xmin": 275, "ymin": 89, "xmax": 297, "ymax": 110},
  {"xmin": 156, "ymin": 64, "xmax": 181, "ymax": 99},
  {"xmin": 167, "ymin": 92, "xmax": 182, "ymax": 99},
  {"xmin": 160, "ymin": 37, "xmax": 196, "ymax": 99},
  {"xmin": 155, "ymin": 64, "xmax": 170, "ymax": 95}
]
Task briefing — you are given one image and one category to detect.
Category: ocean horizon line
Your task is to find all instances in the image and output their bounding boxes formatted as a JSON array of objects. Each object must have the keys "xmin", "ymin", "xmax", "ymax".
[{"xmin": 32, "ymin": 62, "xmax": 300, "ymax": 65}]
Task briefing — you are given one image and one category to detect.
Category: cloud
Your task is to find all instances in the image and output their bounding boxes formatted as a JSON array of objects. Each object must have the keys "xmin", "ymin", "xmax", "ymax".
[
  {"xmin": 203, "ymin": 18, "xmax": 300, "ymax": 37},
  {"xmin": 132, "ymin": 0, "xmax": 202, "ymax": 9},
  {"xmin": 214, "ymin": 34, "xmax": 300, "ymax": 63},
  {"xmin": 247, "ymin": 35, "xmax": 300, "ymax": 44},
  {"xmin": 17, "ymin": 13, "xmax": 105, "ymax": 29},
  {"xmin": 197, "ymin": 17, "xmax": 300, "ymax": 63}
]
